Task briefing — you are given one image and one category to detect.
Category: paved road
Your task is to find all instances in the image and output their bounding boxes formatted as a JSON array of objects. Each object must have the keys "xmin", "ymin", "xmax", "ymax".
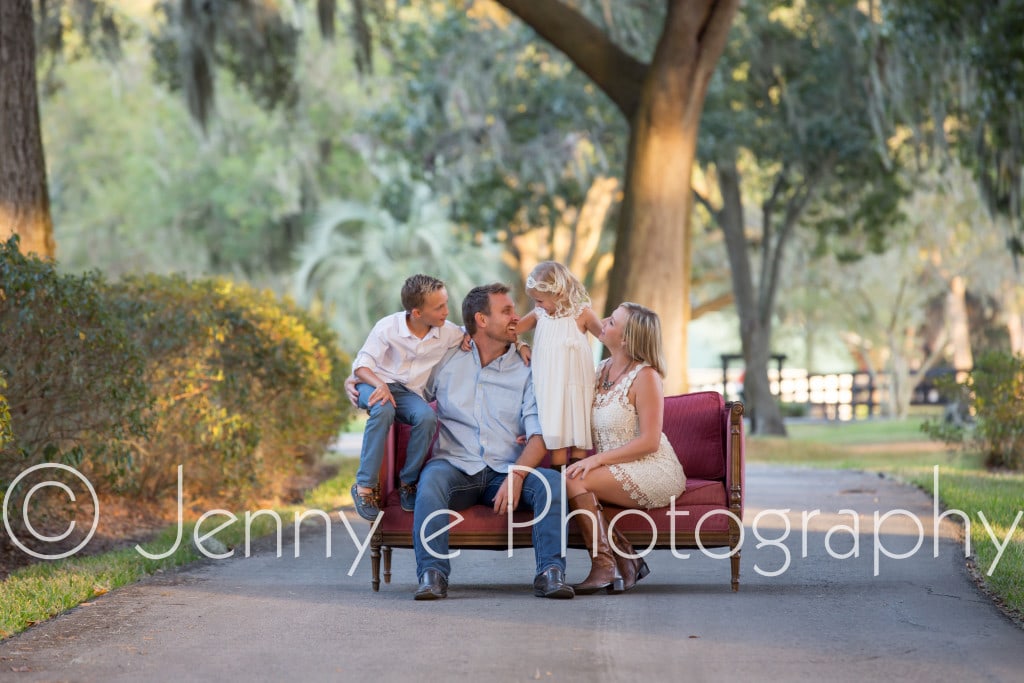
[{"xmin": 1, "ymin": 464, "xmax": 1022, "ymax": 682}]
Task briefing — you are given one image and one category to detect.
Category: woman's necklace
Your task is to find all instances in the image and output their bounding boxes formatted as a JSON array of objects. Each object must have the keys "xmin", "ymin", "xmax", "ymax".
[{"xmin": 600, "ymin": 361, "xmax": 634, "ymax": 390}]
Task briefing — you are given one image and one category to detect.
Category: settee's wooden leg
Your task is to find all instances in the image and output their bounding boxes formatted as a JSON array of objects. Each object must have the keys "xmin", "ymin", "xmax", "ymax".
[
  {"xmin": 371, "ymin": 539, "xmax": 381, "ymax": 592},
  {"xmin": 731, "ymin": 550, "xmax": 741, "ymax": 592},
  {"xmin": 383, "ymin": 546, "xmax": 393, "ymax": 584}
]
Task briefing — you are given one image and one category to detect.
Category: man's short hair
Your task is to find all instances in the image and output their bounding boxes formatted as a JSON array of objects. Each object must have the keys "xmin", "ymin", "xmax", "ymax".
[
  {"xmin": 462, "ymin": 283, "xmax": 510, "ymax": 335},
  {"xmin": 401, "ymin": 274, "xmax": 446, "ymax": 312}
]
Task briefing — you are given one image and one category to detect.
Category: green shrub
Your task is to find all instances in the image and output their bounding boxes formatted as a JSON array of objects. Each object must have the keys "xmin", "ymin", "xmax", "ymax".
[
  {"xmin": 0, "ymin": 373, "xmax": 13, "ymax": 452},
  {"xmin": 0, "ymin": 236, "xmax": 149, "ymax": 491},
  {"xmin": 922, "ymin": 351, "xmax": 1024, "ymax": 470},
  {"xmin": 1, "ymin": 235, "xmax": 350, "ymax": 507},
  {"xmin": 103, "ymin": 274, "xmax": 352, "ymax": 504}
]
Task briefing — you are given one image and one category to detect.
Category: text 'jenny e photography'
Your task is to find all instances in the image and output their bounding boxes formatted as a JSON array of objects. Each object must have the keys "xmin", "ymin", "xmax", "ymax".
[{"xmin": 3, "ymin": 464, "xmax": 1021, "ymax": 577}]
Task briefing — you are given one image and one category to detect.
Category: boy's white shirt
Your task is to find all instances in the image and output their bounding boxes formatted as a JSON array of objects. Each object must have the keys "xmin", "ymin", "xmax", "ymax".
[{"xmin": 352, "ymin": 312, "xmax": 465, "ymax": 398}]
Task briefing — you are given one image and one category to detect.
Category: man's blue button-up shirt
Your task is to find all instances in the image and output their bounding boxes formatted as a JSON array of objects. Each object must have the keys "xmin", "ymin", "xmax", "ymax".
[{"xmin": 425, "ymin": 343, "xmax": 542, "ymax": 475}]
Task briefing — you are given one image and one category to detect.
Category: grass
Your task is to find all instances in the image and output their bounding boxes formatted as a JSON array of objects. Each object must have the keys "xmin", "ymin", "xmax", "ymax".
[
  {"xmin": 0, "ymin": 456, "xmax": 359, "ymax": 639},
  {"xmin": 750, "ymin": 417, "xmax": 1024, "ymax": 619}
]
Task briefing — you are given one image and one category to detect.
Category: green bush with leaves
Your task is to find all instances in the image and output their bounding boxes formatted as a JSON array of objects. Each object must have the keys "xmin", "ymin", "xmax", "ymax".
[
  {"xmin": 103, "ymin": 274, "xmax": 352, "ymax": 504},
  {"xmin": 922, "ymin": 351, "xmax": 1024, "ymax": 470},
  {"xmin": 0, "ymin": 236, "xmax": 149, "ymax": 491},
  {"xmin": 0, "ymin": 373, "xmax": 13, "ymax": 453}
]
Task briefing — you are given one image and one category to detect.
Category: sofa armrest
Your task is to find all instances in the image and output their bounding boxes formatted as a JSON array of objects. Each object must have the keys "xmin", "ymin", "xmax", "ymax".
[
  {"xmin": 724, "ymin": 401, "xmax": 745, "ymax": 516},
  {"xmin": 378, "ymin": 424, "xmax": 398, "ymax": 499}
]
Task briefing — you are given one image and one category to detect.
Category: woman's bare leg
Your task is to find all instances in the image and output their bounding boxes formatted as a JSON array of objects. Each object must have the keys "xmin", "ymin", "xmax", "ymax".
[{"xmin": 564, "ymin": 466, "xmax": 636, "ymax": 508}]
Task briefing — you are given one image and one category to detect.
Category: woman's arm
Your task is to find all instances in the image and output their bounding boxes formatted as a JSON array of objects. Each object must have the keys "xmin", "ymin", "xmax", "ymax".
[{"xmin": 587, "ymin": 368, "xmax": 664, "ymax": 466}]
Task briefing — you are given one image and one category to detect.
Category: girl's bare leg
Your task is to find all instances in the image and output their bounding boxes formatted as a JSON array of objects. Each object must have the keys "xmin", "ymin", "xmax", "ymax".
[{"xmin": 550, "ymin": 447, "xmax": 569, "ymax": 467}]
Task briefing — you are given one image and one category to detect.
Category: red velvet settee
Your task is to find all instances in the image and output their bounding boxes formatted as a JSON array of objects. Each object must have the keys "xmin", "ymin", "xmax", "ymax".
[{"xmin": 368, "ymin": 391, "xmax": 745, "ymax": 591}]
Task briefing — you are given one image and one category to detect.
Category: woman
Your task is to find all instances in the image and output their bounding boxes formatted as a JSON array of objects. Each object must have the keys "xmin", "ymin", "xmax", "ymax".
[{"xmin": 564, "ymin": 302, "xmax": 686, "ymax": 594}]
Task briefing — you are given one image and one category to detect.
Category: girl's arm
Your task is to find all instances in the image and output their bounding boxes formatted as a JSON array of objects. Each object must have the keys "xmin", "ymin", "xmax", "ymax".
[
  {"xmin": 586, "ymin": 368, "xmax": 664, "ymax": 465},
  {"xmin": 578, "ymin": 306, "xmax": 603, "ymax": 337},
  {"xmin": 516, "ymin": 309, "xmax": 538, "ymax": 335}
]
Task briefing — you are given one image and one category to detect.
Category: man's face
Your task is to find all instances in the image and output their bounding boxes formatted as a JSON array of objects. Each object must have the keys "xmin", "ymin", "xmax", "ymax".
[
  {"xmin": 480, "ymin": 292, "xmax": 520, "ymax": 343},
  {"xmin": 414, "ymin": 288, "xmax": 450, "ymax": 328}
]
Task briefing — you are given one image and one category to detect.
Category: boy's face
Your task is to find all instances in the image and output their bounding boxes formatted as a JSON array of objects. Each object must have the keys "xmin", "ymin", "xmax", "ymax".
[{"xmin": 413, "ymin": 287, "xmax": 450, "ymax": 328}]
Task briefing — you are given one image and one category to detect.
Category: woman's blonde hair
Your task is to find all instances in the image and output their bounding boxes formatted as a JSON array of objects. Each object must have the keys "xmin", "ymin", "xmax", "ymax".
[
  {"xmin": 620, "ymin": 302, "xmax": 666, "ymax": 376},
  {"xmin": 525, "ymin": 261, "xmax": 590, "ymax": 317}
]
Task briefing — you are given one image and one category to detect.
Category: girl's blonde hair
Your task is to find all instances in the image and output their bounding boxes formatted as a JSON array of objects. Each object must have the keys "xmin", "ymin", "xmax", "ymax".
[
  {"xmin": 525, "ymin": 261, "xmax": 590, "ymax": 317},
  {"xmin": 620, "ymin": 302, "xmax": 666, "ymax": 376}
]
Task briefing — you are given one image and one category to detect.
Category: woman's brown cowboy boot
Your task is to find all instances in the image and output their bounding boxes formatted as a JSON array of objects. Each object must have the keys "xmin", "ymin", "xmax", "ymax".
[
  {"xmin": 569, "ymin": 492, "xmax": 625, "ymax": 594},
  {"xmin": 604, "ymin": 515, "xmax": 651, "ymax": 591}
]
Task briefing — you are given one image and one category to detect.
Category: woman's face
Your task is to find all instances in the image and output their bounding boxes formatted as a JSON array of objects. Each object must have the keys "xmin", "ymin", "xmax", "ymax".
[{"xmin": 599, "ymin": 306, "xmax": 629, "ymax": 349}]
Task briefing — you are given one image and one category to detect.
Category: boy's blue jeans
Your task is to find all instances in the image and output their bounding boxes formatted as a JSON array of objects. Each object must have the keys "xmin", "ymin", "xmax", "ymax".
[{"xmin": 355, "ymin": 382, "xmax": 437, "ymax": 490}]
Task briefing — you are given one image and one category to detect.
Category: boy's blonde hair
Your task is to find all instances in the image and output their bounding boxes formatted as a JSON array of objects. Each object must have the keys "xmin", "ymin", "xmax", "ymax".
[
  {"xmin": 525, "ymin": 261, "xmax": 590, "ymax": 317},
  {"xmin": 620, "ymin": 302, "xmax": 666, "ymax": 377}
]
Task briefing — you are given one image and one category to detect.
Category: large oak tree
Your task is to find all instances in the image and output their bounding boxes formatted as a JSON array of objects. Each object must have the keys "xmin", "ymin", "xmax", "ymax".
[{"xmin": 493, "ymin": 1, "xmax": 739, "ymax": 392}]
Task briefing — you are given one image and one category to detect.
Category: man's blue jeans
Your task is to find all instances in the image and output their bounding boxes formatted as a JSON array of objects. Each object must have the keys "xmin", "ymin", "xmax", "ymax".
[
  {"xmin": 356, "ymin": 382, "xmax": 437, "ymax": 489},
  {"xmin": 413, "ymin": 459, "xmax": 565, "ymax": 580}
]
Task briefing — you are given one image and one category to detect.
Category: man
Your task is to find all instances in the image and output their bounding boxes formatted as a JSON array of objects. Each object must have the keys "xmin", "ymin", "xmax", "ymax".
[{"xmin": 348, "ymin": 283, "xmax": 572, "ymax": 600}]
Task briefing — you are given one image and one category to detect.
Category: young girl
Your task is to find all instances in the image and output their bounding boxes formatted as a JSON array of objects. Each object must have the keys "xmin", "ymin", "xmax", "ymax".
[{"xmin": 517, "ymin": 261, "xmax": 603, "ymax": 467}]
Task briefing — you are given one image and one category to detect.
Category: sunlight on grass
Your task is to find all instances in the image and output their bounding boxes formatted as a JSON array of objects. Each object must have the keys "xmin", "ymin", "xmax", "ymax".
[
  {"xmin": 304, "ymin": 457, "xmax": 358, "ymax": 510},
  {"xmin": 784, "ymin": 416, "xmax": 933, "ymax": 445},
  {"xmin": 904, "ymin": 466, "xmax": 1024, "ymax": 613}
]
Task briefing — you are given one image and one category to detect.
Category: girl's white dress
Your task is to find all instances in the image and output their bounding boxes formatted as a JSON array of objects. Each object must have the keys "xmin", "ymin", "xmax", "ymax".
[
  {"xmin": 593, "ymin": 361, "xmax": 686, "ymax": 508},
  {"xmin": 531, "ymin": 306, "xmax": 594, "ymax": 450}
]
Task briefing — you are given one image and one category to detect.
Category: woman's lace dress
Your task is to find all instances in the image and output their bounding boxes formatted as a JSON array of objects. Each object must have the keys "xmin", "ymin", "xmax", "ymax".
[{"xmin": 593, "ymin": 361, "xmax": 686, "ymax": 508}]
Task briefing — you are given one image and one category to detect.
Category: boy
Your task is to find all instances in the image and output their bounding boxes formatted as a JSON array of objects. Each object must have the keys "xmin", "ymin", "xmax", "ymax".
[{"xmin": 350, "ymin": 275, "xmax": 466, "ymax": 520}]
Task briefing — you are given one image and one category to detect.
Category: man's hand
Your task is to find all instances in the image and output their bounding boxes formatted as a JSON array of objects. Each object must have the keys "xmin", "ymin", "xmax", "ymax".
[{"xmin": 493, "ymin": 472, "xmax": 523, "ymax": 514}]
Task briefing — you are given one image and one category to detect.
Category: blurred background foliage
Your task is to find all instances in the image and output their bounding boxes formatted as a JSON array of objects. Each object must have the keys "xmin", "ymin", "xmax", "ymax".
[{"xmin": 0, "ymin": 0, "xmax": 1020, "ymax": 474}]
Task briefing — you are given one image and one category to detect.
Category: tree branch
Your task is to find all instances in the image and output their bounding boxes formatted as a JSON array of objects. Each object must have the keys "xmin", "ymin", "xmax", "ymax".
[
  {"xmin": 692, "ymin": 291, "xmax": 734, "ymax": 319},
  {"xmin": 494, "ymin": 0, "xmax": 647, "ymax": 119},
  {"xmin": 693, "ymin": 0, "xmax": 742, "ymax": 75},
  {"xmin": 693, "ymin": 186, "xmax": 719, "ymax": 224}
]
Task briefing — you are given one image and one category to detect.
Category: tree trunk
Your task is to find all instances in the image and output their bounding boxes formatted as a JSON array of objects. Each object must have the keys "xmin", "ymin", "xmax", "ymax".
[
  {"xmin": 717, "ymin": 160, "xmax": 787, "ymax": 435},
  {"xmin": 0, "ymin": 0, "xmax": 56, "ymax": 259},
  {"xmin": 497, "ymin": 0, "xmax": 739, "ymax": 395},
  {"xmin": 1004, "ymin": 282, "xmax": 1024, "ymax": 354},
  {"xmin": 605, "ymin": 0, "xmax": 739, "ymax": 394},
  {"xmin": 608, "ymin": 77, "xmax": 695, "ymax": 394},
  {"xmin": 946, "ymin": 275, "xmax": 973, "ymax": 374}
]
